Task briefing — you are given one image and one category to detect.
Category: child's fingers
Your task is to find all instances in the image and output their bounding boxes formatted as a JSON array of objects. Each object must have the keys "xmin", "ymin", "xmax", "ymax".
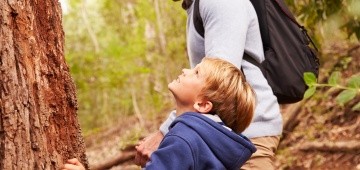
[
  {"xmin": 63, "ymin": 163, "xmax": 82, "ymax": 170},
  {"xmin": 63, "ymin": 158, "xmax": 85, "ymax": 170},
  {"xmin": 67, "ymin": 158, "xmax": 81, "ymax": 165}
]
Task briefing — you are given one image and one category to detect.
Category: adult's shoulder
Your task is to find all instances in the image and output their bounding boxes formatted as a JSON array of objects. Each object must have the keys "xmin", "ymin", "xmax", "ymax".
[
  {"xmin": 199, "ymin": 0, "xmax": 255, "ymax": 22},
  {"xmin": 199, "ymin": 0, "xmax": 252, "ymax": 12}
]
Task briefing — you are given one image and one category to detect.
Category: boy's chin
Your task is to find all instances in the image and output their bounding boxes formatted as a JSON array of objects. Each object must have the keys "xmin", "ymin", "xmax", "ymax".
[
  {"xmin": 168, "ymin": 83, "xmax": 175, "ymax": 93},
  {"xmin": 168, "ymin": 81, "xmax": 176, "ymax": 90}
]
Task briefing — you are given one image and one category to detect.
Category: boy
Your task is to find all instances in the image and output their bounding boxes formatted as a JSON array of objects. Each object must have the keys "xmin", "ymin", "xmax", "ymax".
[{"xmin": 63, "ymin": 57, "xmax": 257, "ymax": 170}]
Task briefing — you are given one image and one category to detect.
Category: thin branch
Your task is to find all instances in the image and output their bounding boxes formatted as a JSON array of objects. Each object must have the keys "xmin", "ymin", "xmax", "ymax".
[
  {"xmin": 131, "ymin": 89, "xmax": 144, "ymax": 127},
  {"xmin": 154, "ymin": 0, "xmax": 167, "ymax": 54},
  {"xmin": 281, "ymin": 102, "xmax": 303, "ymax": 140},
  {"xmin": 90, "ymin": 150, "xmax": 136, "ymax": 170},
  {"xmin": 81, "ymin": 0, "xmax": 100, "ymax": 53},
  {"xmin": 299, "ymin": 141, "xmax": 360, "ymax": 153}
]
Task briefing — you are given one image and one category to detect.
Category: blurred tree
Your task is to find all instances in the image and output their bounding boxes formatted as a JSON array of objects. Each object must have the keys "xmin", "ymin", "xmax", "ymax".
[{"xmin": 63, "ymin": 0, "xmax": 187, "ymax": 135}]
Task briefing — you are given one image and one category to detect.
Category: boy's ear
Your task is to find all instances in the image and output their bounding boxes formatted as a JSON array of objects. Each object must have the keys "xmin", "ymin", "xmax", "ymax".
[{"xmin": 193, "ymin": 100, "xmax": 213, "ymax": 113}]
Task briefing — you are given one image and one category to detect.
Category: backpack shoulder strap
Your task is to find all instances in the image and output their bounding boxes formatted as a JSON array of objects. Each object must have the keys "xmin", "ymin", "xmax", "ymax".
[{"xmin": 193, "ymin": 0, "xmax": 205, "ymax": 37}]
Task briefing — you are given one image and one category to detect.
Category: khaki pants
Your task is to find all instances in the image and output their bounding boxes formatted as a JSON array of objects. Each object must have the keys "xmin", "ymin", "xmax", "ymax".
[{"xmin": 241, "ymin": 136, "xmax": 281, "ymax": 170}]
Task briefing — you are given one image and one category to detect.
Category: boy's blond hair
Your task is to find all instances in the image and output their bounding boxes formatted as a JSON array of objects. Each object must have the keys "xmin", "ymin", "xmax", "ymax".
[{"xmin": 199, "ymin": 57, "xmax": 256, "ymax": 133}]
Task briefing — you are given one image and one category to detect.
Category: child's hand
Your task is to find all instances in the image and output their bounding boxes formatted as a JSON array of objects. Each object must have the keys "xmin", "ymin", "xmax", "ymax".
[
  {"xmin": 62, "ymin": 158, "xmax": 85, "ymax": 170},
  {"xmin": 134, "ymin": 131, "xmax": 164, "ymax": 167}
]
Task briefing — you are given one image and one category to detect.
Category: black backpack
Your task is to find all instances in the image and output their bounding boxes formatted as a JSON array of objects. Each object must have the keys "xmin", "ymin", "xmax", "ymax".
[{"xmin": 193, "ymin": 0, "xmax": 320, "ymax": 104}]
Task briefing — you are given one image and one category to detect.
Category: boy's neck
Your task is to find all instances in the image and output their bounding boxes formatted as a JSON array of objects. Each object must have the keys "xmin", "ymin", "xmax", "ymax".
[{"xmin": 175, "ymin": 106, "xmax": 198, "ymax": 117}]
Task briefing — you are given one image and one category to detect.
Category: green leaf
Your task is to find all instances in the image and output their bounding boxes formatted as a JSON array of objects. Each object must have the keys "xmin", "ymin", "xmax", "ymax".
[
  {"xmin": 304, "ymin": 72, "xmax": 317, "ymax": 86},
  {"xmin": 328, "ymin": 71, "xmax": 341, "ymax": 86},
  {"xmin": 335, "ymin": 89, "xmax": 357, "ymax": 105},
  {"xmin": 347, "ymin": 75, "xmax": 360, "ymax": 88},
  {"xmin": 304, "ymin": 86, "xmax": 317, "ymax": 99},
  {"xmin": 352, "ymin": 102, "xmax": 360, "ymax": 111}
]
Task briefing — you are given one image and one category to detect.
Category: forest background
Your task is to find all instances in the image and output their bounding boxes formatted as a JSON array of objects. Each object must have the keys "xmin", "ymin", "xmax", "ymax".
[{"xmin": 60, "ymin": 0, "xmax": 359, "ymax": 169}]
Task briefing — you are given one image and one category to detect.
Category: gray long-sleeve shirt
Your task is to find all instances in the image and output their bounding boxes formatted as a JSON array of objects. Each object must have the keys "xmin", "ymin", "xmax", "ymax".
[{"xmin": 161, "ymin": 0, "xmax": 282, "ymax": 138}]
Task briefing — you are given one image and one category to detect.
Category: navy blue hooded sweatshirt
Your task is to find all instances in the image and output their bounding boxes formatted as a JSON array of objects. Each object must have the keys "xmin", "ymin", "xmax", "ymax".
[{"xmin": 145, "ymin": 112, "xmax": 256, "ymax": 170}]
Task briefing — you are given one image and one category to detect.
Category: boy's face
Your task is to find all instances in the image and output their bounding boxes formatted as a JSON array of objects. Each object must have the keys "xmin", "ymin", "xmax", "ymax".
[{"xmin": 168, "ymin": 64, "xmax": 205, "ymax": 107}]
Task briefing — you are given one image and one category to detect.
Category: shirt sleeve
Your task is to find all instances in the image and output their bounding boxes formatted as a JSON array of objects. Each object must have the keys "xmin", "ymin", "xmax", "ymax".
[
  {"xmin": 145, "ymin": 135, "xmax": 194, "ymax": 170},
  {"xmin": 159, "ymin": 110, "xmax": 177, "ymax": 135},
  {"xmin": 200, "ymin": 0, "xmax": 251, "ymax": 68}
]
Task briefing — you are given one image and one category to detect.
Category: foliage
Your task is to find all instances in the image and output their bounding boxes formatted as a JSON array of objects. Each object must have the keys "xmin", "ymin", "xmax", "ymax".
[
  {"xmin": 63, "ymin": 0, "xmax": 187, "ymax": 135},
  {"xmin": 291, "ymin": 0, "xmax": 360, "ymax": 111},
  {"xmin": 61, "ymin": 0, "xmax": 360, "ymax": 136},
  {"xmin": 286, "ymin": 0, "xmax": 360, "ymax": 39},
  {"xmin": 304, "ymin": 72, "xmax": 360, "ymax": 111}
]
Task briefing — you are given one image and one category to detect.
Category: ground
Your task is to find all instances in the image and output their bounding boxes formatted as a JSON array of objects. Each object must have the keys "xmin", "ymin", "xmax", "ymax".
[
  {"xmin": 84, "ymin": 102, "xmax": 359, "ymax": 170},
  {"xmin": 83, "ymin": 99, "xmax": 359, "ymax": 170}
]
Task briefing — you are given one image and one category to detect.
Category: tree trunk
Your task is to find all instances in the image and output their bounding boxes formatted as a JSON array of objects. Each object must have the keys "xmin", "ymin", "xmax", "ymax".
[{"xmin": 0, "ymin": 0, "xmax": 87, "ymax": 169}]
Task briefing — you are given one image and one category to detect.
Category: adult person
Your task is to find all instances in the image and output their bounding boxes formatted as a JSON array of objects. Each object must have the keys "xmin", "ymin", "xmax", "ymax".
[{"xmin": 135, "ymin": 0, "xmax": 282, "ymax": 169}]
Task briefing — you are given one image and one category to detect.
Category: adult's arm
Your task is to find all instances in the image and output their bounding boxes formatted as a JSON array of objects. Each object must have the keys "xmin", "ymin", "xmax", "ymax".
[
  {"xmin": 134, "ymin": 131, "xmax": 164, "ymax": 167},
  {"xmin": 159, "ymin": 110, "xmax": 177, "ymax": 134},
  {"xmin": 134, "ymin": 110, "xmax": 176, "ymax": 167}
]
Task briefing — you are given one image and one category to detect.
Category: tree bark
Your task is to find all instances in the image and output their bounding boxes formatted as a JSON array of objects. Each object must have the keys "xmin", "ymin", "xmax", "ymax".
[{"xmin": 0, "ymin": 0, "xmax": 87, "ymax": 169}]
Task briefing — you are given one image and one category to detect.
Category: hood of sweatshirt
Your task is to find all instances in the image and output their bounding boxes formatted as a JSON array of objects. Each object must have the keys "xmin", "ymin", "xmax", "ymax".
[{"xmin": 170, "ymin": 112, "xmax": 256, "ymax": 169}]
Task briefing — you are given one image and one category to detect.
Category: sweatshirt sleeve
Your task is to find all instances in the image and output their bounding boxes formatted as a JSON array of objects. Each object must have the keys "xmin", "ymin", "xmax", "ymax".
[
  {"xmin": 159, "ymin": 110, "xmax": 177, "ymax": 135},
  {"xmin": 145, "ymin": 135, "xmax": 194, "ymax": 170},
  {"xmin": 200, "ymin": 0, "xmax": 251, "ymax": 68}
]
